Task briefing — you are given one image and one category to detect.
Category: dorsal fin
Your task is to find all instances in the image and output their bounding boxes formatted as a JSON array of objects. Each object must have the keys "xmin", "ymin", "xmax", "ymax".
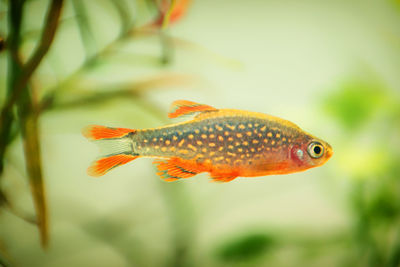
[{"xmin": 168, "ymin": 100, "xmax": 217, "ymax": 118}]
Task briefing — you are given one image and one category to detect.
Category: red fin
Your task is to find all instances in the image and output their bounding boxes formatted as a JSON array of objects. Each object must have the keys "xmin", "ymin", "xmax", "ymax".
[
  {"xmin": 88, "ymin": 154, "xmax": 138, "ymax": 177},
  {"xmin": 153, "ymin": 158, "xmax": 202, "ymax": 181},
  {"xmin": 168, "ymin": 100, "xmax": 217, "ymax": 118},
  {"xmin": 82, "ymin": 125, "xmax": 135, "ymax": 140},
  {"xmin": 210, "ymin": 172, "xmax": 238, "ymax": 183}
]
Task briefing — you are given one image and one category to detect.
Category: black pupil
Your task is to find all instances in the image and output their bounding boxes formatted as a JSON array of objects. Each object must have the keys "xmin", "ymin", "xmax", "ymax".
[{"xmin": 313, "ymin": 145, "xmax": 322, "ymax": 155}]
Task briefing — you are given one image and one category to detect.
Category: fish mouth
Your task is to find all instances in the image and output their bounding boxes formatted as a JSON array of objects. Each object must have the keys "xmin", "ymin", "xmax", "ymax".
[{"xmin": 325, "ymin": 143, "xmax": 333, "ymax": 159}]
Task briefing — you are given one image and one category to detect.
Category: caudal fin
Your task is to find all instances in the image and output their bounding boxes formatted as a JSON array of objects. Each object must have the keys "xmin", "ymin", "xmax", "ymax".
[
  {"xmin": 88, "ymin": 154, "xmax": 138, "ymax": 177},
  {"xmin": 82, "ymin": 125, "xmax": 135, "ymax": 140},
  {"xmin": 82, "ymin": 125, "xmax": 139, "ymax": 176}
]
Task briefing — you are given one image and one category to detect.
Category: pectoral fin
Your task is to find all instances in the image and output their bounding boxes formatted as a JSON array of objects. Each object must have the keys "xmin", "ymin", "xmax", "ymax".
[{"xmin": 210, "ymin": 172, "xmax": 238, "ymax": 183}]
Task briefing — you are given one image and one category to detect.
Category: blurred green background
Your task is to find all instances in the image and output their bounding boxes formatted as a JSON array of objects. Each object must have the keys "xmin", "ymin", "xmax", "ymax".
[{"xmin": 1, "ymin": 0, "xmax": 400, "ymax": 266}]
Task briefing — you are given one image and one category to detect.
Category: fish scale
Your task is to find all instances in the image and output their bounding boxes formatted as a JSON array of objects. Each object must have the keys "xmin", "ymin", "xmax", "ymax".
[
  {"xmin": 135, "ymin": 114, "xmax": 300, "ymax": 167},
  {"xmin": 83, "ymin": 100, "xmax": 332, "ymax": 182}
]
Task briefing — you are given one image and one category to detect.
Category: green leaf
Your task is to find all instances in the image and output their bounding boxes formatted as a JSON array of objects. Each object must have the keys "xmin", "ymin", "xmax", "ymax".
[
  {"xmin": 323, "ymin": 81, "xmax": 385, "ymax": 131},
  {"xmin": 0, "ymin": 242, "xmax": 11, "ymax": 267},
  {"xmin": 214, "ymin": 232, "xmax": 276, "ymax": 262}
]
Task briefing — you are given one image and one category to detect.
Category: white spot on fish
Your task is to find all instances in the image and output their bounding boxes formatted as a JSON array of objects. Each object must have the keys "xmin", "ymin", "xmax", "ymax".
[{"xmin": 296, "ymin": 149, "xmax": 303, "ymax": 160}]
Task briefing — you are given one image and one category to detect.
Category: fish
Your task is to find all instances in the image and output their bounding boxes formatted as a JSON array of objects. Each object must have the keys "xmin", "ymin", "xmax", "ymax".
[
  {"xmin": 82, "ymin": 100, "xmax": 333, "ymax": 182},
  {"xmin": 154, "ymin": 0, "xmax": 191, "ymax": 27}
]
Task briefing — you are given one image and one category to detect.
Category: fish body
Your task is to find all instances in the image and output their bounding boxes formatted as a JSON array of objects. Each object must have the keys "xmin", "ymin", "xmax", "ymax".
[{"xmin": 83, "ymin": 100, "xmax": 333, "ymax": 182}]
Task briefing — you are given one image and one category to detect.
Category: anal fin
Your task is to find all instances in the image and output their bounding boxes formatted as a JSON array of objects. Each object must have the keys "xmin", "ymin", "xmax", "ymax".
[
  {"xmin": 153, "ymin": 158, "xmax": 202, "ymax": 182},
  {"xmin": 168, "ymin": 100, "xmax": 217, "ymax": 118}
]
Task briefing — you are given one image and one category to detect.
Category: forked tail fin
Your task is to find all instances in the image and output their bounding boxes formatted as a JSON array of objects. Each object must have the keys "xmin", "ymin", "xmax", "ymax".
[{"xmin": 82, "ymin": 125, "xmax": 139, "ymax": 176}]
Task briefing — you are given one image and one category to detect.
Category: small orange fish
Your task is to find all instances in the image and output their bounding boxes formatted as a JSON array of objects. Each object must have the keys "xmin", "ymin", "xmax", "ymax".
[
  {"xmin": 155, "ymin": 0, "xmax": 191, "ymax": 26},
  {"xmin": 83, "ymin": 100, "xmax": 333, "ymax": 182}
]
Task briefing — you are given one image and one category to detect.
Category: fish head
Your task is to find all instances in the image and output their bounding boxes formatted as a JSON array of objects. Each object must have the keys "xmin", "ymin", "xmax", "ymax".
[{"xmin": 289, "ymin": 135, "xmax": 333, "ymax": 171}]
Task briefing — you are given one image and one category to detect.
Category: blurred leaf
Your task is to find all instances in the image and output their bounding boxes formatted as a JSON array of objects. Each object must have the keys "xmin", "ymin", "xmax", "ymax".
[
  {"xmin": 40, "ymin": 5, "xmax": 173, "ymax": 107},
  {"xmin": 387, "ymin": 231, "xmax": 400, "ymax": 267},
  {"xmin": 82, "ymin": 215, "xmax": 145, "ymax": 266},
  {"xmin": 0, "ymin": 0, "xmax": 24, "ymax": 180},
  {"xmin": 0, "ymin": 36, "xmax": 4, "ymax": 53},
  {"xmin": 41, "ymin": 73, "xmax": 201, "ymax": 112},
  {"xmin": 72, "ymin": 0, "xmax": 96, "ymax": 58},
  {"xmin": 390, "ymin": 0, "xmax": 400, "ymax": 14},
  {"xmin": 323, "ymin": 81, "xmax": 385, "ymax": 131},
  {"xmin": 214, "ymin": 232, "xmax": 276, "ymax": 262},
  {"xmin": 0, "ymin": 188, "xmax": 37, "ymax": 224},
  {"xmin": 0, "ymin": 189, "xmax": 7, "ymax": 208},
  {"xmin": 0, "ymin": 242, "xmax": 11, "ymax": 267},
  {"xmin": 171, "ymin": 35, "xmax": 244, "ymax": 69},
  {"xmin": 367, "ymin": 186, "xmax": 399, "ymax": 222},
  {"xmin": 158, "ymin": 181, "xmax": 195, "ymax": 267},
  {"xmin": 83, "ymin": 217, "xmax": 130, "ymax": 242},
  {"xmin": 108, "ymin": 0, "xmax": 132, "ymax": 33},
  {"xmin": 1, "ymin": 0, "xmax": 62, "ymax": 250}
]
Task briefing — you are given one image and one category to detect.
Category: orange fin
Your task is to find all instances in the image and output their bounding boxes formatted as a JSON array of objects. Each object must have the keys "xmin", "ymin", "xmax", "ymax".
[
  {"xmin": 153, "ymin": 158, "xmax": 201, "ymax": 181},
  {"xmin": 168, "ymin": 100, "xmax": 217, "ymax": 118},
  {"xmin": 88, "ymin": 154, "xmax": 138, "ymax": 177},
  {"xmin": 82, "ymin": 125, "xmax": 135, "ymax": 140},
  {"xmin": 210, "ymin": 172, "xmax": 238, "ymax": 183}
]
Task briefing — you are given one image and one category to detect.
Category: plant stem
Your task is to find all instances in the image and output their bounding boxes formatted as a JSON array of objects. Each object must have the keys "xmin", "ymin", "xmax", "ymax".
[
  {"xmin": 0, "ymin": 0, "xmax": 63, "ymax": 176},
  {"xmin": 17, "ymin": 87, "xmax": 49, "ymax": 247},
  {"xmin": 0, "ymin": 0, "xmax": 24, "ymax": 177},
  {"xmin": 1, "ymin": 0, "xmax": 64, "ymax": 248},
  {"xmin": 1, "ymin": 0, "xmax": 63, "ymax": 116}
]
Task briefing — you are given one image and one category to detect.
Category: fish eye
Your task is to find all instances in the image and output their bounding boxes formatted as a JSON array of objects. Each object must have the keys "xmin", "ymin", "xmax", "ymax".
[{"xmin": 307, "ymin": 141, "xmax": 324, "ymax": 159}]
